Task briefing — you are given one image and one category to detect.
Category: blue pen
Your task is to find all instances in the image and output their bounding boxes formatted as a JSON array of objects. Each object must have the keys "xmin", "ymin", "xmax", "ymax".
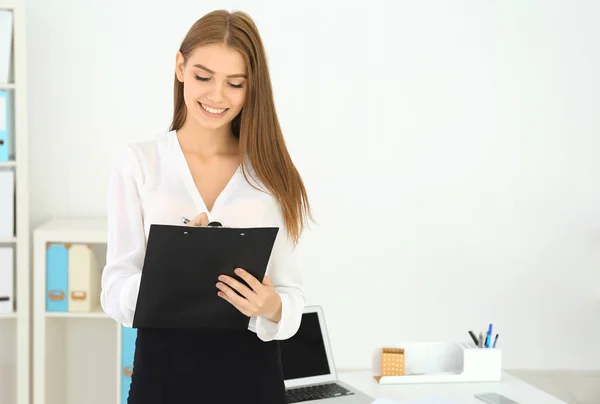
[
  {"xmin": 492, "ymin": 334, "xmax": 499, "ymax": 348},
  {"xmin": 485, "ymin": 324, "xmax": 493, "ymax": 348}
]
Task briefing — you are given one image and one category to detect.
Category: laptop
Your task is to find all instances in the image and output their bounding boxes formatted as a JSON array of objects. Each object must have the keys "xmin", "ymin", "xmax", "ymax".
[{"xmin": 280, "ymin": 306, "xmax": 374, "ymax": 403}]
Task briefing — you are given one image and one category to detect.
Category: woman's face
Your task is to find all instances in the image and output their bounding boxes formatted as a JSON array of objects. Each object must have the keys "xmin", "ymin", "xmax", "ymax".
[{"xmin": 176, "ymin": 43, "xmax": 247, "ymax": 130}]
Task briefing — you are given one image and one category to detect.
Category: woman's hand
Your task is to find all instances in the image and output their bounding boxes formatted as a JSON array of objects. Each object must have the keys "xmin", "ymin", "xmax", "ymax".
[
  {"xmin": 216, "ymin": 269, "xmax": 282, "ymax": 323},
  {"xmin": 186, "ymin": 212, "xmax": 209, "ymax": 226},
  {"xmin": 187, "ymin": 214, "xmax": 282, "ymax": 322}
]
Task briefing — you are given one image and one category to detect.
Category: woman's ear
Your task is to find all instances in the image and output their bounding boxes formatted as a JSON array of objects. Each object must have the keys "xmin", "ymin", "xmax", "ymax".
[{"xmin": 175, "ymin": 51, "xmax": 185, "ymax": 82}]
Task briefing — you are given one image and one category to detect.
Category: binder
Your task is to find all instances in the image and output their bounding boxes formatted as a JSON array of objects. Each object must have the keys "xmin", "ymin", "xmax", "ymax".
[
  {"xmin": 0, "ymin": 170, "xmax": 14, "ymax": 237},
  {"xmin": 132, "ymin": 224, "xmax": 279, "ymax": 330},
  {"xmin": 0, "ymin": 90, "xmax": 9, "ymax": 162},
  {"xmin": 120, "ymin": 326, "xmax": 137, "ymax": 404},
  {"xmin": 67, "ymin": 243, "xmax": 100, "ymax": 312},
  {"xmin": 46, "ymin": 243, "xmax": 69, "ymax": 312},
  {"xmin": 0, "ymin": 246, "xmax": 13, "ymax": 313},
  {"xmin": 0, "ymin": 10, "xmax": 12, "ymax": 84}
]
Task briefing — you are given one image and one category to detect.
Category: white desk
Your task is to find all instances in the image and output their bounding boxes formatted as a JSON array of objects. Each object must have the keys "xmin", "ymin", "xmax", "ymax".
[{"xmin": 338, "ymin": 370, "xmax": 568, "ymax": 403}]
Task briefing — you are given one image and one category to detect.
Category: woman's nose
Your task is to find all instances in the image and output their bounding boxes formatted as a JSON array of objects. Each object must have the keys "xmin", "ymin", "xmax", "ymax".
[{"xmin": 206, "ymin": 82, "xmax": 225, "ymax": 103}]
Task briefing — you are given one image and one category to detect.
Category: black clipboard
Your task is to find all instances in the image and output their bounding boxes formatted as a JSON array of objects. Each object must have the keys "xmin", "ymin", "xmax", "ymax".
[{"xmin": 132, "ymin": 224, "xmax": 279, "ymax": 330}]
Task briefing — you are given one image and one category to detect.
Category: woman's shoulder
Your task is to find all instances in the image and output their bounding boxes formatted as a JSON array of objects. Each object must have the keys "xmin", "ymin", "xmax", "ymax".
[
  {"xmin": 111, "ymin": 130, "xmax": 174, "ymax": 170},
  {"xmin": 117, "ymin": 131, "xmax": 172, "ymax": 159}
]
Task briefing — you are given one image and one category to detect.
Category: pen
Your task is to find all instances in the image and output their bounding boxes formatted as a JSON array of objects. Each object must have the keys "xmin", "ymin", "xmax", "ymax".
[
  {"xmin": 478, "ymin": 331, "xmax": 484, "ymax": 348},
  {"xmin": 492, "ymin": 334, "xmax": 499, "ymax": 348},
  {"xmin": 181, "ymin": 217, "xmax": 223, "ymax": 227},
  {"xmin": 468, "ymin": 330, "xmax": 479, "ymax": 346},
  {"xmin": 485, "ymin": 324, "xmax": 493, "ymax": 348}
]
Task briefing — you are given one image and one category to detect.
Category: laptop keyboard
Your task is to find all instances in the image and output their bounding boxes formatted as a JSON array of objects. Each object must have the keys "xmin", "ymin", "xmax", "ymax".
[{"xmin": 286, "ymin": 382, "xmax": 355, "ymax": 403}]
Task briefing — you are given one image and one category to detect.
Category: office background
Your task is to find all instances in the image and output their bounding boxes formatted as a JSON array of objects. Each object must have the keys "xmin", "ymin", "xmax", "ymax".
[{"xmin": 6, "ymin": 0, "xmax": 598, "ymax": 400}]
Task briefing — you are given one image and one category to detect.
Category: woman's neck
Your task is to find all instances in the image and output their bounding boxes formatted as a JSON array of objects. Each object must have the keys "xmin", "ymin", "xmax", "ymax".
[{"xmin": 176, "ymin": 119, "xmax": 238, "ymax": 158}]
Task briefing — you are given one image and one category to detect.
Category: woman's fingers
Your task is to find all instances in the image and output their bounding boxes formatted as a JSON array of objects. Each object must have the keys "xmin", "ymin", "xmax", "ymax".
[{"xmin": 187, "ymin": 212, "xmax": 209, "ymax": 226}]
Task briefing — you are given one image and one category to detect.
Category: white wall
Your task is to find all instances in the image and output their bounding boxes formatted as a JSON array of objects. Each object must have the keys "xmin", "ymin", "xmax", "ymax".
[{"xmin": 27, "ymin": 0, "xmax": 600, "ymax": 370}]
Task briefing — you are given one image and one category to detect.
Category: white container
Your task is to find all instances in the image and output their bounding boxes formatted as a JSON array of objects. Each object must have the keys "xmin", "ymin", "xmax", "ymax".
[
  {"xmin": 0, "ymin": 246, "xmax": 13, "ymax": 313},
  {"xmin": 372, "ymin": 341, "xmax": 502, "ymax": 384}
]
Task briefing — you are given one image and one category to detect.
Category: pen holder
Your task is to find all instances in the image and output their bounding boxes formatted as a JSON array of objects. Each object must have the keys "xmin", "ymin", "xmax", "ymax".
[
  {"xmin": 380, "ymin": 348, "xmax": 404, "ymax": 376},
  {"xmin": 372, "ymin": 341, "xmax": 501, "ymax": 384}
]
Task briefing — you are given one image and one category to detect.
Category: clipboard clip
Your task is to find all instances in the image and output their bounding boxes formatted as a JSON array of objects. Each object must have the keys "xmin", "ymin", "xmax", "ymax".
[{"xmin": 180, "ymin": 217, "xmax": 223, "ymax": 227}]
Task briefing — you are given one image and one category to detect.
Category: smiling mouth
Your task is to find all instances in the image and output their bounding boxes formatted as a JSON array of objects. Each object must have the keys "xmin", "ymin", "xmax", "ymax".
[{"xmin": 199, "ymin": 102, "xmax": 229, "ymax": 115}]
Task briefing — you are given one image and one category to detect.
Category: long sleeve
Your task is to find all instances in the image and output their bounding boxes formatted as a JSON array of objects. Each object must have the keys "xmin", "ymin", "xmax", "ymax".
[
  {"xmin": 100, "ymin": 145, "xmax": 146, "ymax": 327},
  {"xmin": 255, "ymin": 224, "xmax": 305, "ymax": 342}
]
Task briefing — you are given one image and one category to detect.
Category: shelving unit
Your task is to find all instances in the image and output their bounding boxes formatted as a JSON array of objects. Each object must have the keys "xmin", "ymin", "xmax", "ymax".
[
  {"xmin": 0, "ymin": 2, "xmax": 29, "ymax": 404},
  {"xmin": 0, "ymin": 311, "xmax": 17, "ymax": 319},
  {"xmin": 33, "ymin": 218, "xmax": 136, "ymax": 404},
  {"xmin": 0, "ymin": 160, "xmax": 16, "ymax": 167}
]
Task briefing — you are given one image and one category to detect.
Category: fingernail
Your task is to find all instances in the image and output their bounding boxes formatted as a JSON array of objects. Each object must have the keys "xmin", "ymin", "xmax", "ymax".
[
  {"xmin": 234, "ymin": 268, "xmax": 241, "ymax": 274},
  {"xmin": 218, "ymin": 275, "xmax": 226, "ymax": 281}
]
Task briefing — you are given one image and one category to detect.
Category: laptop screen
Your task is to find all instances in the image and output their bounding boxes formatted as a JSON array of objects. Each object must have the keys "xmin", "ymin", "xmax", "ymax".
[{"xmin": 280, "ymin": 311, "xmax": 331, "ymax": 380}]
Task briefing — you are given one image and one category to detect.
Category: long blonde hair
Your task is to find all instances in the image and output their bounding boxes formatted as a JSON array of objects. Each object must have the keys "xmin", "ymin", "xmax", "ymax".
[{"xmin": 170, "ymin": 10, "xmax": 312, "ymax": 244}]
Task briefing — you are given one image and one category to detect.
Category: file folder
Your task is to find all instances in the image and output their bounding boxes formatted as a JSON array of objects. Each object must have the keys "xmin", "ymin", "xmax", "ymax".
[
  {"xmin": 0, "ymin": 246, "xmax": 13, "ymax": 313},
  {"xmin": 0, "ymin": 170, "xmax": 14, "ymax": 237},
  {"xmin": 46, "ymin": 243, "xmax": 69, "ymax": 312},
  {"xmin": 120, "ymin": 326, "xmax": 137, "ymax": 404},
  {"xmin": 68, "ymin": 243, "xmax": 100, "ymax": 312},
  {"xmin": 0, "ymin": 90, "xmax": 9, "ymax": 162},
  {"xmin": 0, "ymin": 10, "xmax": 13, "ymax": 84},
  {"xmin": 132, "ymin": 224, "xmax": 279, "ymax": 330}
]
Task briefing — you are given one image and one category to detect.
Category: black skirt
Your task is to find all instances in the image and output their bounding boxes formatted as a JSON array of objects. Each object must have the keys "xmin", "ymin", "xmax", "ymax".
[{"xmin": 127, "ymin": 327, "xmax": 287, "ymax": 404}]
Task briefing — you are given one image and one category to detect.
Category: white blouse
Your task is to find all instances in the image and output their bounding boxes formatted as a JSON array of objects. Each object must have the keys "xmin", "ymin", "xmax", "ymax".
[{"xmin": 100, "ymin": 130, "xmax": 304, "ymax": 341}]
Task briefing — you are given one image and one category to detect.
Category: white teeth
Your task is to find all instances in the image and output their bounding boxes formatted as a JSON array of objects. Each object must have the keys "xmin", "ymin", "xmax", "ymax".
[{"xmin": 200, "ymin": 103, "xmax": 227, "ymax": 114}]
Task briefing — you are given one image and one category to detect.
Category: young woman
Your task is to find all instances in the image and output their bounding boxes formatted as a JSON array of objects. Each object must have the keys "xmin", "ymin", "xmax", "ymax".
[{"xmin": 100, "ymin": 9, "xmax": 312, "ymax": 403}]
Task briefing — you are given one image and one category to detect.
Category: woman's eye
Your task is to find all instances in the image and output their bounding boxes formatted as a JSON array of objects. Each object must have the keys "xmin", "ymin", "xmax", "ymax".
[{"xmin": 195, "ymin": 75, "xmax": 243, "ymax": 89}]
